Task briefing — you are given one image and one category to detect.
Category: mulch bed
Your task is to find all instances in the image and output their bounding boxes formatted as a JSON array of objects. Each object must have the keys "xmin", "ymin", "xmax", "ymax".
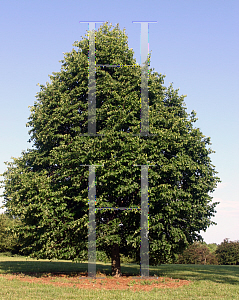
[{"xmin": 1, "ymin": 272, "xmax": 190, "ymax": 291}]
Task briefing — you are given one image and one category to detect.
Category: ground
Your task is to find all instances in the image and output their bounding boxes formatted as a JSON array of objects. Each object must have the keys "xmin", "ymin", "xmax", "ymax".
[{"xmin": 0, "ymin": 272, "xmax": 190, "ymax": 291}]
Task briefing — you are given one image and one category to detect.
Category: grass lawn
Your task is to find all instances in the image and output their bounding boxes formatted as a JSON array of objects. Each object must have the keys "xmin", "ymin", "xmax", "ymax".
[{"xmin": 0, "ymin": 253, "xmax": 238, "ymax": 299}]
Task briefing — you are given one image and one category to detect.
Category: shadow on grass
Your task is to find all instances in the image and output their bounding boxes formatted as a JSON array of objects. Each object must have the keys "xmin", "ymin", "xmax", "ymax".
[
  {"xmin": 0, "ymin": 257, "xmax": 238, "ymax": 285},
  {"xmin": 0, "ymin": 257, "xmax": 138, "ymax": 277},
  {"xmin": 150, "ymin": 264, "xmax": 239, "ymax": 285},
  {"xmin": 0, "ymin": 253, "xmax": 141, "ymax": 277},
  {"xmin": 0, "ymin": 260, "xmax": 87, "ymax": 275}
]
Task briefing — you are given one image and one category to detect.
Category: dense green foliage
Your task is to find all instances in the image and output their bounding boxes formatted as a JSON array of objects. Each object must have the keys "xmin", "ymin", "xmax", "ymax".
[
  {"xmin": 0, "ymin": 23, "xmax": 220, "ymax": 268},
  {"xmin": 206, "ymin": 242, "xmax": 218, "ymax": 253},
  {"xmin": 216, "ymin": 239, "xmax": 239, "ymax": 265}
]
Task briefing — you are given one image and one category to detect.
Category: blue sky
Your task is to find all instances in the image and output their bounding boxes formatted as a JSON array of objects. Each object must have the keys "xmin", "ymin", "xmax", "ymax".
[{"xmin": 0, "ymin": 0, "xmax": 238, "ymax": 244}]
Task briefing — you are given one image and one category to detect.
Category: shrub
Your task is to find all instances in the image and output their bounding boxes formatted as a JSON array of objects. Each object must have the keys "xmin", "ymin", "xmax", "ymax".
[
  {"xmin": 0, "ymin": 214, "xmax": 15, "ymax": 252},
  {"xmin": 0, "ymin": 213, "xmax": 23, "ymax": 254}
]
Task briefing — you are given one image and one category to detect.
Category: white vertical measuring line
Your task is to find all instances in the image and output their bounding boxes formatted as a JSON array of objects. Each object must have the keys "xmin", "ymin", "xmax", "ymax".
[
  {"xmin": 133, "ymin": 21, "xmax": 157, "ymax": 136},
  {"xmin": 80, "ymin": 164, "xmax": 103, "ymax": 278},
  {"xmin": 79, "ymin": 22, "xmax": 104, "ymax": 136}
]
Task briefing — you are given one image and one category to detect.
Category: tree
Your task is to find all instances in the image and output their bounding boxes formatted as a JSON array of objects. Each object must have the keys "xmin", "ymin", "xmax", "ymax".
[
  {"xmin": 0, "ymin": 22, "xmax": 220, "ymax": 276},
  {"xmin": 176, "ymin": 242, "xmax": 218, "ymax": 265},
  {"xmin": 207, "ymin": 243, "xmax": 218, "ymax": 253},
  {"xmin": 216, "ymin": 239, "xmax": 239, "ymax": 265}
]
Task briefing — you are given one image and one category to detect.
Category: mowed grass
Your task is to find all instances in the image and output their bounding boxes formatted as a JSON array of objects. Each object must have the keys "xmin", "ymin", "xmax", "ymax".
[{"xmin": 0, "ymin": 253, "xmax": 238, "ymax": 300}]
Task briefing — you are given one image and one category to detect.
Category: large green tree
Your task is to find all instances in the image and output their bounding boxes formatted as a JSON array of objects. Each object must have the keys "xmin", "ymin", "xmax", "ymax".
[{"xmin": 0, "ymin": 22, "xmax": 220, "ymax": 276}]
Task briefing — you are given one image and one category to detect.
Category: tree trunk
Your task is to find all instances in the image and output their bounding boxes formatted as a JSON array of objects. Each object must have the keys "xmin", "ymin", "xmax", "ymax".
[{"xmin": 111, "ymin": 243, "xmax": 121, "ymax": 277}]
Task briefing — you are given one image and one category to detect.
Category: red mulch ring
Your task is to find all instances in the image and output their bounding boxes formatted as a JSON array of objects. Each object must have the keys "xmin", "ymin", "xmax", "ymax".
[{"xmin": 0, "ymin": 272, "xmax": 190, "ymax": 291}]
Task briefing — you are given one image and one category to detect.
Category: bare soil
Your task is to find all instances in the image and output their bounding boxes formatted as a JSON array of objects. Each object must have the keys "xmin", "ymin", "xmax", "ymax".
[{"xmin": 0, "ymin": 272, "xmax": 190, "ymax": 291}]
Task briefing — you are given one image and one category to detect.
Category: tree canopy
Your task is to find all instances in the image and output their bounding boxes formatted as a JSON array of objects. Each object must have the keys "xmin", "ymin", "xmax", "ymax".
[{"xmin": 0, "ymin": 22, "xmax": 220, "ymax": 276}]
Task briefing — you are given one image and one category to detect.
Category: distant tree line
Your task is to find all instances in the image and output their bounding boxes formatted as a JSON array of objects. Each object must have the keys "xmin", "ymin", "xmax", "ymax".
[
  {"xmin": 176, "ymin": 239, "xmax": 239, "ymax": 265},
  {"xmin": 0, "ymin": 213, "xmax": 238, "ymax": 265}
]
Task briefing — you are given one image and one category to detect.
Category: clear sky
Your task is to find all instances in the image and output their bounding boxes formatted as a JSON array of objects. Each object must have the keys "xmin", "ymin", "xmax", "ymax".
[{"xmin": 0, "ymin": 0, "xmax": 238, "ymax": 244}]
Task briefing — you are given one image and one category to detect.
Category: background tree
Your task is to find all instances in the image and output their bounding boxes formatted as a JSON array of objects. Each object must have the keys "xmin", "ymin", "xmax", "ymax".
[
  {"xmin": 207, "ymin": 243, "xmax": 218, "ymax": 253},
  {"xmin": 216, "ymin": 239, "xmax": 239, "ymax": 265},
  {"xmin": 0, "ymin": 213, "xmax": 21, "ymax": 253},
  {"xmin": 176, "ymin": 242, "xmax": 218, "ymax": 265},
  {"xmin": 0, "ymin": 22, "xmax": 220, "ymax": 276}
]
